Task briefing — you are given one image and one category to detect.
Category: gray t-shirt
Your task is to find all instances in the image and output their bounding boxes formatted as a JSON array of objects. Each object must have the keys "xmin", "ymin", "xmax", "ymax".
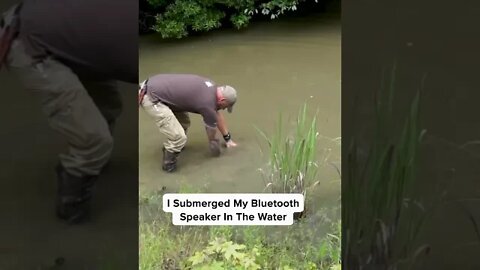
[
  {"xmin": 17, "ymin": 0, "xmax": 138, "ymax": 83},
  {"xmin": 146, "ymin": 74, "xmax": 219, "ymax": 128}
]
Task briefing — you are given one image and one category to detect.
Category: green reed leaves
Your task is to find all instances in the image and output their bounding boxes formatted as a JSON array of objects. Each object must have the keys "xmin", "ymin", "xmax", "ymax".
[
  {"xmin": 256, "ymin": 103, "xmax": 320, "ymax": 198},
  {"xmin": 344, "ymin": 64, "xmax": 427, "ymax": 270}
]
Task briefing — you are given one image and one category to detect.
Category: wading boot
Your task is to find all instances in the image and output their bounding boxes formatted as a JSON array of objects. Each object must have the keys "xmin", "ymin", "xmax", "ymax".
[
  {"xmin": 162, "ymin": 147, "xmax": 179, "ymax": 172},
  {"xmin": 55, "ymin": 164, "xmax": 97, "ymax": 224}
]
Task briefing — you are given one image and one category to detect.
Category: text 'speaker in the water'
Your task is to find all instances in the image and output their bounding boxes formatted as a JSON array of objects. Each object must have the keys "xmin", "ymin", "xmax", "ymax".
[{"xmin": 178, "ymin": 212, "xmax": 288, "ymax": 222}]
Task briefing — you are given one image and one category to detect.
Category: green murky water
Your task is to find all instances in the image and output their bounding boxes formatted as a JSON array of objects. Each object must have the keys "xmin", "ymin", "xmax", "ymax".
[{"xmin": 139, "ymin": 13, "xmax": 341, "ymax": 212}]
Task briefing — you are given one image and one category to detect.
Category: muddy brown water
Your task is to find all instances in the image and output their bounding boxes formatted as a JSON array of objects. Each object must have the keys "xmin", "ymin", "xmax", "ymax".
[{"xmin": 139, "ymin": 11, "xmax": 342, "ymax": 230}]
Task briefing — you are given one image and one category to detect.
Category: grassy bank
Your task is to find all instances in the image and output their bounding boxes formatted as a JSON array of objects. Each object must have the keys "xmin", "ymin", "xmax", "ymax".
[{"xmin": 140, "ymin": 193, "xmax": 340, "ymax": 270}]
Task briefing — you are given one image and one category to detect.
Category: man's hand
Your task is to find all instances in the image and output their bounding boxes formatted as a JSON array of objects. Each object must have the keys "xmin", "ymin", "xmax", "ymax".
[
  {"xmin": 209, "ymin": 139, "xmax": 221, "ymax": 157},
  {"xmin": 206, "ymin": 126, "xmax": 218, "ymax": 141},
  {"xmin": 225, "ymin": 140, "xmax": 238, "ymax": 148},
  {"xmin": 222, "ymin": 132, "xmax": 237, "ymax": 148},
  {"xmin": 205, "ymin": 126, "xmax": 221, "ymax": 156}
]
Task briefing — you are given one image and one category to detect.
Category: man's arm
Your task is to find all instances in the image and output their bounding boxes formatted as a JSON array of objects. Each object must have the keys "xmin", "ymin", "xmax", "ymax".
[
  {"xmin": 202, "ymin": 109, "xmax": 222, "ymax": 156},
  {"xmin": 216, "ymin": 111, "xmax": 237, "ymax": 148},
  {"xmin": 216, "ymin": 111, "xmax": 229, "ymax": 136}
]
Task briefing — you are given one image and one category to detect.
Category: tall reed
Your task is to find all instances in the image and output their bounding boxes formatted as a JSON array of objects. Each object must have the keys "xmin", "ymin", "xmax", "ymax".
[
  {"xmin": 256, "ymin": 103, "xmax": 321, "ymax": 217},
  {"xmin": 343, "ymin": 64, "xmax": 428, "ymax": 269}
]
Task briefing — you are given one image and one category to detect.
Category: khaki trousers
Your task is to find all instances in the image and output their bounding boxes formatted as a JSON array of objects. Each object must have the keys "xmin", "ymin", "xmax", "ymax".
[
  {"xmin": 140, "ymin": 93, "xmax": 190, "ymax": 153},
  {"xmin": 5, "ymin": 38, "xmax": 122, "ymax": 177}
]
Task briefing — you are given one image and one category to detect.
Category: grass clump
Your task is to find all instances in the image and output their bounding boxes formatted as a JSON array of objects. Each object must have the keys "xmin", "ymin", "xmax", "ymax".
[
  {"xmin": 140, "ymin": 218, "xmax": 208, "ymax": 270},
  {"xmin": 256, "ymin": 103, "xmax": 327, "ymax": 218},
  {"xmin": 343, "ymin": 64, "xmax": 430, "ymax": 269}
]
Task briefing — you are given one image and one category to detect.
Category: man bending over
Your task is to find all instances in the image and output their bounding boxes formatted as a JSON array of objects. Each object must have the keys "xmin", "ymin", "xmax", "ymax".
[{"xmin": 139, "ymin": 74, "xmax": 238, "ymax": 172}]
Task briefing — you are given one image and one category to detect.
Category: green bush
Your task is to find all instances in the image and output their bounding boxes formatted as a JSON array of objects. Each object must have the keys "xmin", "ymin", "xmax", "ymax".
[{"xmin": 144, "ymin": 0, "xmax": 323, "ymax": 38}]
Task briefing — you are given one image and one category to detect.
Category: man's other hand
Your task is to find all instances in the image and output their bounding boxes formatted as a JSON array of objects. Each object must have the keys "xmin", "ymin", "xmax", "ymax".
[{"xmin": 209, "ymin": 139, "xmax": 221, "ymax": 157}]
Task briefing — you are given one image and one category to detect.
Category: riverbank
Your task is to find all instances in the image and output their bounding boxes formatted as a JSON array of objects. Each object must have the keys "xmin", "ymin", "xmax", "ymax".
[{"xmin": 140, "ymin": 187, "xmax": 341, "ymax": 270}]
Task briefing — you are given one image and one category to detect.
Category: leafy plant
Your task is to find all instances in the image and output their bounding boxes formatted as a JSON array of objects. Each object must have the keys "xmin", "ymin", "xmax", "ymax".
[{"xmin": 187, "ymin": 237, "xmax": 261, "ymax": 270}]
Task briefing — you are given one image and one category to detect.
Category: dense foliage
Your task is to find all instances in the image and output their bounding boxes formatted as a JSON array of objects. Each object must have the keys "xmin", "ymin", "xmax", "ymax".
[{"xmin": 139, "ymin": 0, "xmax": 326, "ymax": 38}]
